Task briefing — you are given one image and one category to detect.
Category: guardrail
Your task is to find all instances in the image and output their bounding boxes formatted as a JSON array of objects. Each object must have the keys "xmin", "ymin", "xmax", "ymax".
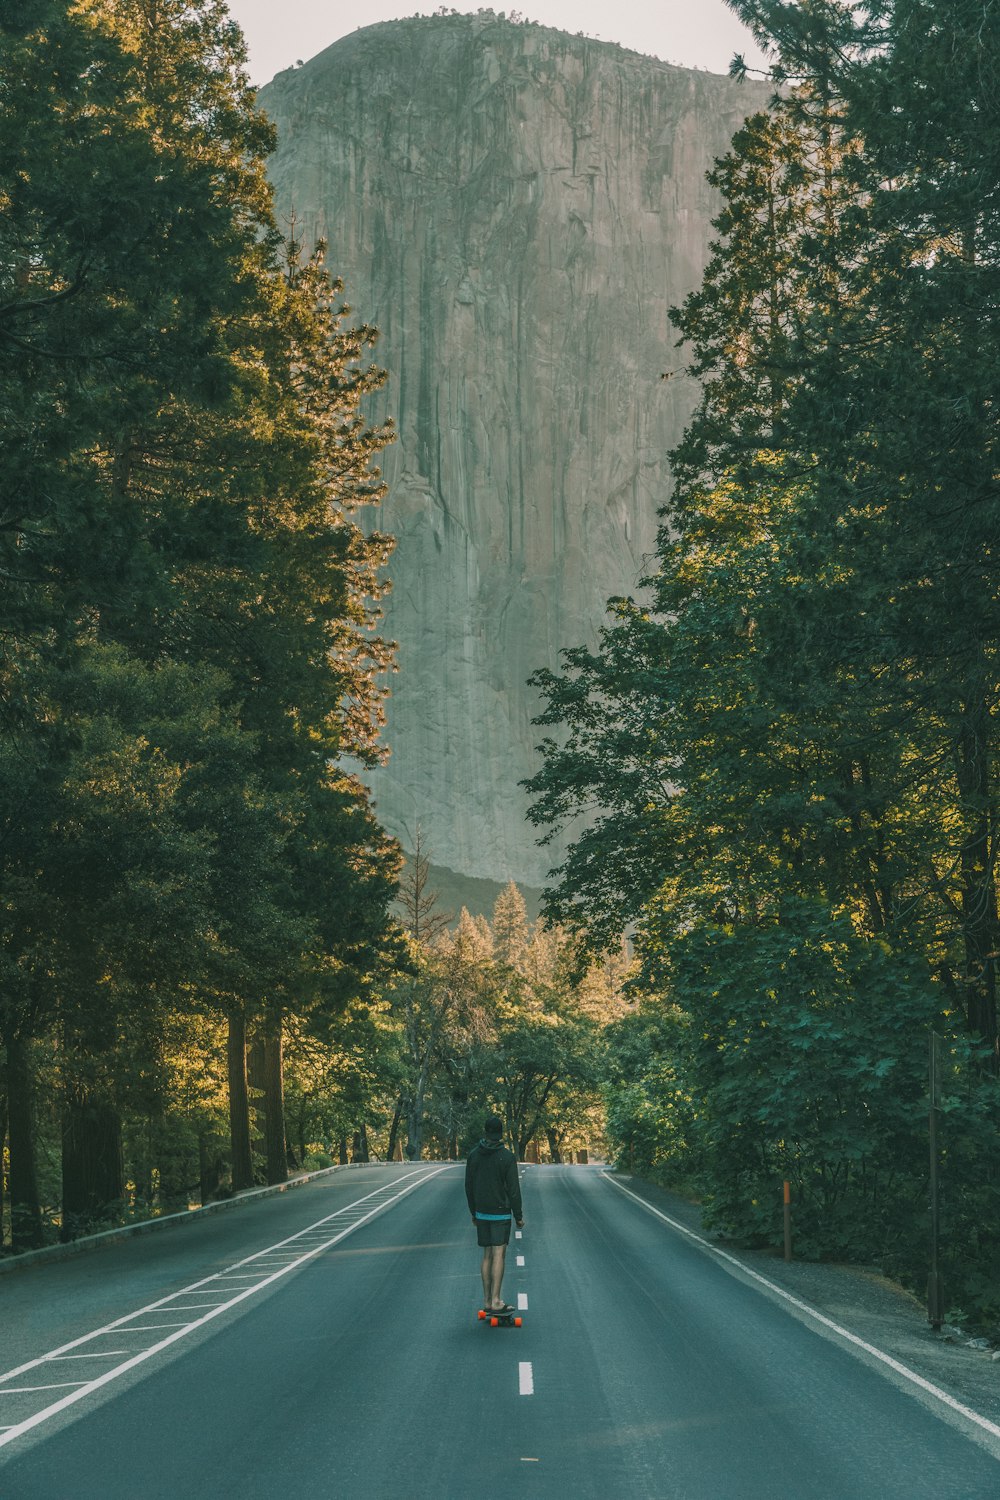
[{"xmin": 0, "ymin": 1160, "xmax": 423, "ymax": 1276}]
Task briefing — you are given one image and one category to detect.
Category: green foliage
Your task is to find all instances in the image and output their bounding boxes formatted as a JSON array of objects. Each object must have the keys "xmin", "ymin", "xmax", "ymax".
[
  {"xmin": 388, "ymin": 868, "xmax": 625, "ymax": 1161},
  {"xmin": 530, "ymin": 0, "xmax": 1000, "ymax": 1325},
  {"xmin": 0, "ymin": 0, "xmax": 399, "ymax": 1246},
  {"xmin": 672, "ymin": 905, "xmax": 941, "ymax": 1259},
  {"xmin": 604, "ymin": 1002, "xmax": 702, "ymax": 1193}
]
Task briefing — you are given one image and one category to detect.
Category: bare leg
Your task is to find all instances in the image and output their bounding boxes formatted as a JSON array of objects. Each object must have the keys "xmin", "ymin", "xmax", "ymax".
[
  {"xmin": 480, "ymin": 1247, "xmax": 492, "ymax": 1307},
  {"xmin": 488, "ymin": 1243, "xmax": 507, "ymax": 1308}
]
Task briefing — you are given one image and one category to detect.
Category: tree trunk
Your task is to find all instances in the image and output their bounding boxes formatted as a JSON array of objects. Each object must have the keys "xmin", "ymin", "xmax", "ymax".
[
  {"xmin": 545, "ymin": 1127, "xmax": 563, "ymax": 1164},
  {"xmin": 227, "ymin": 1010, "xmax": 253, "ymax": 1191},
  {"xmin": 262, "ymin": 1014, "xmax": 287, "ymax": 1186},
  {"xmin": 956, "ymin": 696, "xmax": 999, "ymax": 1066},
  {"xmin": 198, "ymin": 1132, "xmax": 223, "ymax": 1206},
  {"xmin": 350, "ymin": 1125, "xmax": 370, "ymax": 1164},
  {"xmin": 386, "ymin": 1095, "xmax": 404, "ymax": 1163},
  {"xmin": 405, "ymin": 1100, "xmax": 422, "ymax": 1160},
  {"xmin": 0, "ymin": 1087, "xmax": 7, "ymax": 1251},
  {"xmin": 6, "ymin": 1034, "xmax": 44, "ymax": 1251},
  {"xmin": 61, "ymin": 1092, "xmax": 123, "ymax": 1241},
  {"xmin": 338, "ymin": 1135, "xmax": 349, "ymax": 1165}
]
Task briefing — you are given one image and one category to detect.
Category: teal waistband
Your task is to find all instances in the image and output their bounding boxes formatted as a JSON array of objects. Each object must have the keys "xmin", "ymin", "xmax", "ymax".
[{"xmin": 475, "ymin": 1212, "xmax": 510, "ymax": 1221}]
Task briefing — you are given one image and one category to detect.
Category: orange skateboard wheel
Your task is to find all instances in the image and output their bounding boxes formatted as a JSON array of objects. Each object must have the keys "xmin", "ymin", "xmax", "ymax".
[
  {"xmin": 514, "ymin": 1317, "xmax": 522, "ymax": 1327},
  {"xmin": 478, "ymin": 1309, "xmax": 486, "ymax": 1320},
  {"xmin": 490, "ymin": 1317, "xmax": 499, "ymax": 1327}
]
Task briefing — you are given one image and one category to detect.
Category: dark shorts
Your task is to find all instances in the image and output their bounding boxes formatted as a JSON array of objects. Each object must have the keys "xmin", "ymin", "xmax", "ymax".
[{"xmin": 475, "ymin": 1217, "xmax": 511, "ymax": 1247}]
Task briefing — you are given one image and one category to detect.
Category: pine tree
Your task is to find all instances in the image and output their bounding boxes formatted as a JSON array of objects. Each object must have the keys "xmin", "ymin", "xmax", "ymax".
[
  {"xmin": 727, "ymin": 0, "xmax": 1000, "ymax": 1058},
  {"xmin": 0, "ymin": 0, "xmax": 400, "ymax": 1232}
]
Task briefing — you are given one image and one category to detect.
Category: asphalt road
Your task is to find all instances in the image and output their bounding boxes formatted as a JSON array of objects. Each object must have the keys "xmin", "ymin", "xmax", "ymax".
[{"xmin": 2, "ymin": 1163, "xmax": 1000, "ymax": 1499}]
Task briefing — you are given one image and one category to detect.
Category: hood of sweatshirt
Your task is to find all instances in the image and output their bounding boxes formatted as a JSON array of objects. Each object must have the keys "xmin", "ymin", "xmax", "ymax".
[{"xmin": 479, "ymin": 1137, "xmax": 503, "ymax": 1150}]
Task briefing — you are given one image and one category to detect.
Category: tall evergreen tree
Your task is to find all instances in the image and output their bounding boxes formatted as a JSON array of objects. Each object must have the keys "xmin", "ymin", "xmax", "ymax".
[{"xmin": 0, "ymin": 0, "xmax": 400, "ymax": 1234}]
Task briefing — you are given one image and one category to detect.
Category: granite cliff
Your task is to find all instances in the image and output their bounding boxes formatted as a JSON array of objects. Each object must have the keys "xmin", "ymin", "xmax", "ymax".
[{"xmin": 259, "ymin": 15, "xmax": 769, "ymax": 901}]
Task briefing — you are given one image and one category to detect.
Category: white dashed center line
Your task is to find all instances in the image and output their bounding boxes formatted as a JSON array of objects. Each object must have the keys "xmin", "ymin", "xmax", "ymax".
[
  {"xmin": 517, "ymin": 1293, "xmax": 528, "ymax": 1310},
  {"xmin": 519, "ymin": 1361, "xmax": 534, "ymax": 1396},
  {"xmin": 516, "ymin": 1254, "xmax": 525, "ymax": 1266}
]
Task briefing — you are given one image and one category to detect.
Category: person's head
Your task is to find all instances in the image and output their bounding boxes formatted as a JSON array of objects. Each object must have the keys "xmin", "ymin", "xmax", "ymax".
[{"xmin": 484, "ymin": 1114, "xmax": 504, "ymax": 1140}]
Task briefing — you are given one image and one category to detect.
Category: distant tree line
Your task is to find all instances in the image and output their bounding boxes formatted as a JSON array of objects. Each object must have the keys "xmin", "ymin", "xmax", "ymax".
[
  {"xmin": 528, "ymin": 0, "xmax": 1000, "ymax": 1326},
  {"xmin": 384, "ymin": 842, "xmax": 626, "ymax": 1165}
]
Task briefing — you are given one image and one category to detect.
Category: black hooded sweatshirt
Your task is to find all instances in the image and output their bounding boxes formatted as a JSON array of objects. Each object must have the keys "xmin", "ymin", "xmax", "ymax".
[{"xmin": 465, "ymin": 1137, "xmax": 523, "ymax": 1221}]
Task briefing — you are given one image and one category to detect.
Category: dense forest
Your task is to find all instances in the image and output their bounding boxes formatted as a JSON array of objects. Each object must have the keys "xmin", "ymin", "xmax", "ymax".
[
  {"xmin": 0, "ymin": 0, "xmax": 624, "ymax": 1254},
  {"xmin": 4, "ymin": 0, "xmax": 1000, "ymax": 1333},
  {"xmin": 528, "ymin": 0, "xmax": 1000, "ymax": 1324}
]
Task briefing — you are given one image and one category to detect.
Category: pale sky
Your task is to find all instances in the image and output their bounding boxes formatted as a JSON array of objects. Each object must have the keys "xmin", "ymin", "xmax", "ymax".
[{"xmin": 225, "ymin": 0, "xmax": 772, "ymax": 87}]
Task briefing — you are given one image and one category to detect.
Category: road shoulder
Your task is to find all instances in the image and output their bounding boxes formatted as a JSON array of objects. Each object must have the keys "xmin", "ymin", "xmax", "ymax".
[{"xmin": 608, "ymin": 1172, "xmax": 1000, "ymax": 1433}]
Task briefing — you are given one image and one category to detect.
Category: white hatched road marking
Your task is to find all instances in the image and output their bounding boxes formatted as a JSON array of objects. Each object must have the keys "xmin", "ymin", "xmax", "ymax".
[
  {"xmin": 603, "ymin": 1172, "xmax": 1000, "ymax": 1446},
  {"xmin": 47, "ymin": 1353, "xmax": 129, "ymax": 1361},
  {"xmin": 108, "ymin": 1324, "xmax": 190, "ymax": 1332},
  {"xmin": 518, "ymin": 1362, "xmax": 534, "ymax": 1396},
  {"xmin": 0, "ymin": 1167, "xmax": 449, "ymax": 1450},
  {"xmin": 0, "ymin": 1384, "xmax": 88, "ymax": 1394}
]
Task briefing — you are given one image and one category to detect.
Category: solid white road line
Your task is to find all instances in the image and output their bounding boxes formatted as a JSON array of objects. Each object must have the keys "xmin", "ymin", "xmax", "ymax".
[
  {"xmin": 518, "ymin": 1362, "xmax": 534, "ymax": 1396},
  {"xmin": 603, "ymin": 1172, "xmax": 1000, "ymax": 1445},
  {"xmin": 0, "ymin": 1167, "xmax": 449, "ymax": 1451}
]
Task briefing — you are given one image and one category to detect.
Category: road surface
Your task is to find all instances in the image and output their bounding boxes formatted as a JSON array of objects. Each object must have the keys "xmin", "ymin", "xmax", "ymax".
[{"xmin": 2, "ymin": 1163, "xmax": 999, "ymax": 1498}]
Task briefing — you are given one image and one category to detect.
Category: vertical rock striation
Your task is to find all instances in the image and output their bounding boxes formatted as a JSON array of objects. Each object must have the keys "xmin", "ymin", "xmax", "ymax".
[{"xmin": 259, "ymin": 15, "xmax": 769, "ymax": 892}]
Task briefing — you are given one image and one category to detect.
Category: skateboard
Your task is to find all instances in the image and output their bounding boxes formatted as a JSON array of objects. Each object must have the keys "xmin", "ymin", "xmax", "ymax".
[{"xmin": 478, "ymin": 1307, "xmax": 522, "ymax": 1328}]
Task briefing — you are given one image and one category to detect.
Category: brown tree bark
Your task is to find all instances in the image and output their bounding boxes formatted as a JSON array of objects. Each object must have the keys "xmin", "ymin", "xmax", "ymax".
[
  {"xmin": 227, "ymin": 1010, "xmax": 253, "ymax": 1191},
  {"xmin": 198, "ymin": 1132, "xmax": 223, "ymax": 1206},
  {"xmin": 956, "ymin": 696, "xmax": 999, "ymax": 1067},
  {"xmin": 386, "ymin": 1094, "xmax": 404, "ymax": 1164},
  {"xmin": 6, "ymin": 1034, "xmax": 44, "ymax": 1250},
  {"xmin": 262, "ymin": 1014, "xmax": 287, "ymax": 1185},
  {"xmin": 61, "ymin": 1091, "xmax": 123, "ymax": 1241}
]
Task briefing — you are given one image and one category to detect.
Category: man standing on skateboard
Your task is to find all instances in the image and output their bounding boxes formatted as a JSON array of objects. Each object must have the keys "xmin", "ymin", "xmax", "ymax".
[{"xmin": 465, "ymin": 1114, "xmax": 524, "ymax": 1313}]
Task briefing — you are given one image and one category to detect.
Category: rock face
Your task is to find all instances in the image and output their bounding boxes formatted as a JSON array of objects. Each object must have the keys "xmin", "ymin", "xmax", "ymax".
[{"xmin": 259, "ymin": 16, "xmax": 768, "ymax": 892}]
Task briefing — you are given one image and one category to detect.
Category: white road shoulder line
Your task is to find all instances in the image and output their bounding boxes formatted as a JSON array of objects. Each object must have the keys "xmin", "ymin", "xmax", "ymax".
[
  {"xmin": 602, "ymin": 1172, "xmax": 1000, "ymax": 1444},
  {"xmin": 0, "ymin": 1167, "xmax": 448, "ymax": 1450}
]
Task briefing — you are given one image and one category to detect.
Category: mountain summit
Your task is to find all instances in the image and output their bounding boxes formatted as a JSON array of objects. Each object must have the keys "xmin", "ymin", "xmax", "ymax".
[{"xmin": 259, "ymin": 14, "xmax": 769, "ymax": 900}]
